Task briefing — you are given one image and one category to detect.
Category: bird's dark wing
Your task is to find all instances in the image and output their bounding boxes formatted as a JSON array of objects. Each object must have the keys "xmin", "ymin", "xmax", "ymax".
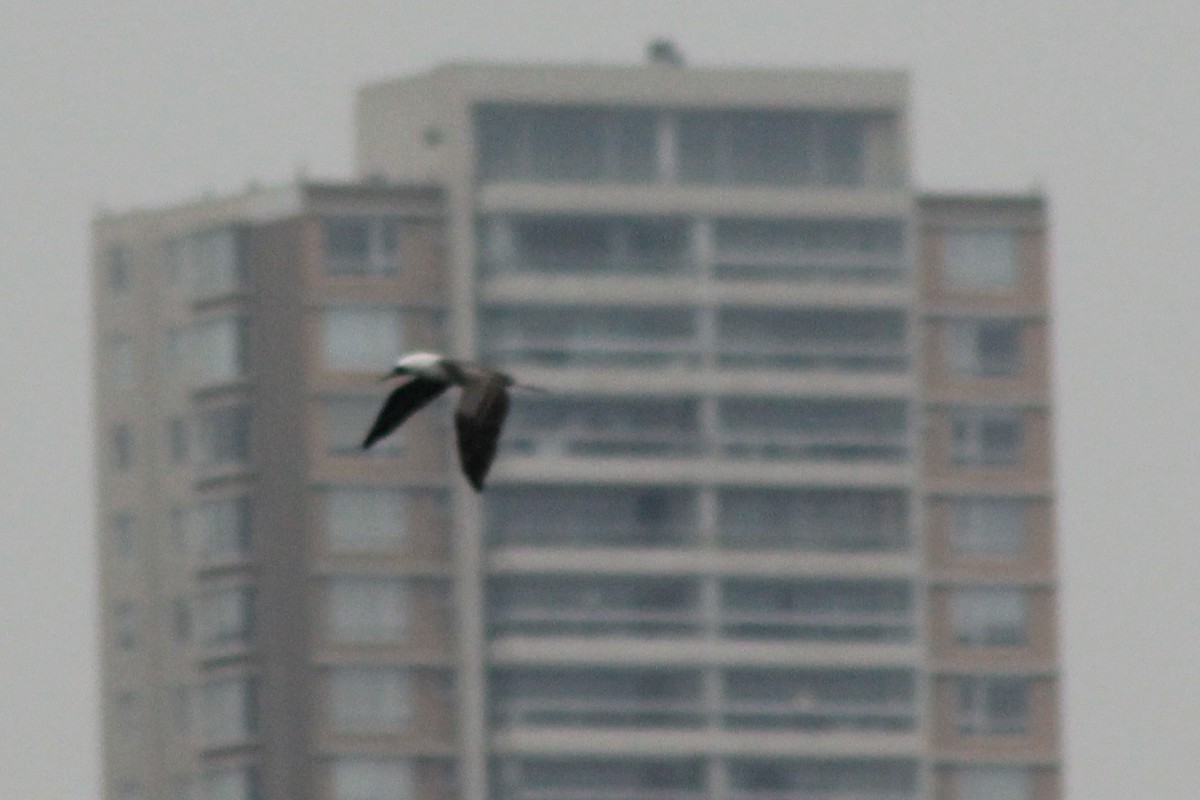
[
  {"xmin": 454, "ymin": 376, "xmax": 510, "ymax": 491},
  {"xmin": 362, "ymin": 377, "xmax": 450, "ymax": 449}
]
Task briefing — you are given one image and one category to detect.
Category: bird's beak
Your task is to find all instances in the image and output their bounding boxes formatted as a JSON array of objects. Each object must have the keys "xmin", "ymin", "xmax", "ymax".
[{"xmin": 380, "ymin": 366, "xmax": 406, "ymax": 383}]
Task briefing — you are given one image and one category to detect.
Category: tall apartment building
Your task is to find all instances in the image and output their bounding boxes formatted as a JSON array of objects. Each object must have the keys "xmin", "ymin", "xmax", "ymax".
[{"xmin": 93, "ymin": 58, "xmax": 1060, "ymax": 800}]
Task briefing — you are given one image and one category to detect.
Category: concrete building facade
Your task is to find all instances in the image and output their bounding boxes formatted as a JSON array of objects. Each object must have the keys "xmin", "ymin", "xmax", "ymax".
[{"xmin": 92, "ymin": 58, "xmax": 1060, "ymax": 800}]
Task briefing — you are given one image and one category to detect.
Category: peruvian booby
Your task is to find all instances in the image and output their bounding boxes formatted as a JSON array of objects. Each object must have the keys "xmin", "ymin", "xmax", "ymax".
[{"xmin": 362, "ymin": 352, "xmax": 526, "ymax": 491}]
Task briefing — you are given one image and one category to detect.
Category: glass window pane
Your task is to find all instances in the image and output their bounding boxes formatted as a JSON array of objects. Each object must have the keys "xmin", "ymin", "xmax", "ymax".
[
  {"xmin": 197, "ymin": 678, "xmax": 256, "ymax": 746},
  {"xmin": 486, "ymin": 486, "xmax": 697, "ymax": 548},
  {"xmin": 718, "ymin": 489, "xmax": 907, "ymax": 552},
  {"xmin": 192, "ymin": 229, "xmax": 243, "ymax": 297},
  {"xmin": 323, "ymin": 488, "xmax": 408, "ymax": 552},
  {"xmin": 958, "ymin": 676, "xmax": 1031, "ymax": 734},
  {"xmin": 327, "ymin": 666, "xmax": 412, "ymax": 734},
  {"xmin": 327, "ymin": 577, "xmax": 410, "ymax": 643},
  {"xmin": 943, "ymin": 229, "xmax": 1020, "ymax": 289},
  {"xmin": 322, "ymin": 308, "xmax": 403, "ymax": 371},
  {"xmin": 112, "ymin": 423, "xmax": 134, "ymax": 470},
  {"xmin": 194, "ymin": 586, "xmax": 255, "ymax": 649},
  {"xmin": 190, "ymin": 496, "xmax": 253, "ymax": 563},
  {"xmin": 324, "ymin": 217, "xmax": 400, "ymax": 276},
  {"xmin": 113, "ymin": 512, "xmax": 135, "ymax": 557},
  {"xmin": 952, "ymin": 498, "xmax": 1027, "ymax": 557},
  {"xmin": 201, "ymin": 767, "xmax": 258, "ymax": 800},
  {"xmin": 956, "ymin": 766, "xmax": 1032, "ymax": 800},
  {"xmin": 330, "ymin": 758, "xmax": 414, "ymax": 800},
  {"xmin": 947, "ymin": 320, "xmax": 1021, "ymax": 377},
  {"xmin": 107, "ymin": 336, "xmax": 134, "ymax": 385},
  {"xmin": 188, "ymin": 317, "xmax": 245, "ymax": 386},
  {"xmin": 952, "ymin": 588, "xmax": 1028, "ymax": 646},
  {"xmin": 107, "ymin": 243, "xmax": 131, "ymax": 291},
  {"xmin": 194, "ymin": 405, "xmax": 252, "ymax": 468},
  {"xmin": 951, "ymin": 409, "xmax": 1023, "ymax": 466}
]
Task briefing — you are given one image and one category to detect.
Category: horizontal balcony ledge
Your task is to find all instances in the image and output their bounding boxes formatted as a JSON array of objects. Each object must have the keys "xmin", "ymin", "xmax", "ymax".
[
  {"xmin": 488, "ymin": 548, "xmax": 919, "ymax": 577},
  {"xmin": 481, "ymin": 275, "xmax": 915, "ymax": 307},
  {"xmin": 311, "ymin": 647, "xmax": 454, "ymax": 667},
  {"xmin": 497, "ymin": 367, "xmax": 913, "ymax": 398},
  {"xmin": 930, "ymin": 753, "xmax": 1062, "ymax": 768},
  {"xmin": 491, "ymin": 726, "xmax": 923, "ymax": 757},
  {"xmin": 475, "ymin": 182, "xmax": 914, "ymax": 217},
  {"xmin": 490, "ymin": 457, "xmax": 914, "ymax": 488},
  {"xmin": 489, "ymin": 637, "xmax": 920, "ymax": 667}
]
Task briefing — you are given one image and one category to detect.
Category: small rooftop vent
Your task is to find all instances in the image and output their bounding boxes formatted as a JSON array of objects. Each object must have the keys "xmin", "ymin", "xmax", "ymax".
[{"xmin": 647, "ymin": 38, "xmax": 685, "ymax": 67}]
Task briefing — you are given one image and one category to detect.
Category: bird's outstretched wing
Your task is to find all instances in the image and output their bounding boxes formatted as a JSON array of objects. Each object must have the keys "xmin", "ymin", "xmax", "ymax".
[
  {"xmin": 454, "ymin": 375, "xmax": 510, "ymax": 491},
  {"xmin": 362, "ymin": 377, "xmax": 450, "ymax": 449}
]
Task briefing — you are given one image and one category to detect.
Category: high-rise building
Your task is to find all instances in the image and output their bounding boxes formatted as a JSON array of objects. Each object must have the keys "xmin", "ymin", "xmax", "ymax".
[{"xmin": 93, "ymin": 57, "xmax": 1060, "ymax": 800}]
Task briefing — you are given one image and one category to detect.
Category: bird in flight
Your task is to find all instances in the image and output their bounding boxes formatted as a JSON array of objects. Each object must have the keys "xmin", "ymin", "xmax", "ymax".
[{"xmin": 362, "ymin": 352, "xmax": 529, "ymax": 491}]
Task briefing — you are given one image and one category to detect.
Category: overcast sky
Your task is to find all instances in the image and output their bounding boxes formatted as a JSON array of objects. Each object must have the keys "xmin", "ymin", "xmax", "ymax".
[{"xmin": 3, "ymin": 2, "xmax": 1199, "ymax": 797}]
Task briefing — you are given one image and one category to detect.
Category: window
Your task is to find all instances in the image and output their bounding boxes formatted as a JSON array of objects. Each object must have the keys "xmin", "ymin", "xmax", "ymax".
[
  {"xmin": 723, "ymin": 668, "xmax": 915, "ymax": 732},
  {"xmin": 322, "ymin": 307, "xmax": 403, "ymax": 371},
  {"xmin": 187, "ymin": 316, "xmax": 246, "ymax": 386},
  {"xmin": 486, "ymin": 486, "xmax": 696, "ymax": 548},
  {"xmin": 113, "ymin": 691, "xmax": 140, "ymax": 743},
  {"xmin": 722, "ymin": 579, "xmax": 913, "ymax": 643},
  {"xmin": 952, "ymin": 498, "xmax": 1027, "ymax": 557},
  {"xmin": 491, "ymin": 667, "xmax": 705, "ymax": 728},
  {"xmin": 171, "ymin": 596, "xmax": 191, "ymax": 642},
  {"xmin": 173, "ymin": 685, "xmax": 191, "ymax": 734},
  {"xmin": 713, "ymin": 217, "xmax": 906, "ymax": 282},
  {"xmin": 717, "ymin": 307, "xmax": 907, "ymax": 372},
  {"xmin": 718, "ymin": 489, "xmax": 907, "ymax": 552},
  {"xmin": 489, "ymin": 576, "xmax": 701, "ymax": 637},
  {"xmin": 192, "ymin": 228, "xmax": 244, "ymax": 297},
  {"xmin": 946, "ymin": 319, "xmax": 1021, "ymax": 377},
  {"xmin": 955, "ymin": 766, "xmax": 1032, "ymax": 800},
  {"xmin": 324, "ymin": 216, "xmax": 401, "ymax": 277},
  {"xmin": 327, "ymin": 666, "xmax": 412, "ymax": 734},
  {"xmin": 197, "ymin": 677, "xmax": 257, "ymax": 746},
  {"xmin": 503, "ymin": 395, "xmax": 702, "ymax": 457},
  {"xmin": 952, "ymin": 588, "xmax": 1028, "ymax": 646},
  {"xmin": 678, "ymin": 111, "xmax": 817, "ymax": 185},
  {"xmin": 106, "ymin": 243, "xmax": 131, "ymax": 291},
  {"xmin": 194, "ymin": 405, "xmax": 251, "ymax": 469},
  {"xmin": 112, "ymin": 512, "xmax": 135, "ymax": 557},
  {"xmin": 500, "ymin": 758, "xmax": 705, "ymax": 796},
  {"xmin": 951, "ymin": 409, "xmax": 1023, "ymax": 466},
  {"xmin": 107, "ymin": 336, "xmax": 134, "ymax": 385},
  {"xmin": 201, "ymin": 767, "xmax": 259, "ymax": 800},
  {"xmin": 821, "ymin": 114, "xmax": 869, "ymax": 185},
  {"xmin": 480, "ymin": 215, "xmax": 690, "ymax": 276},
  {"xmin": 677, "ymin": 111, "xmax": 874, "ymax": 187},
  {"xmin": 190, "ymin": 496, "xmax": 253, "ymax": 563},
  {"xmin": 482, "ymin": 305, "xmax": 698, "ymax": 368},
  {"xmin": 114, "ymin": 601, "xmax": 137, "ymax": 650},
  {"xmin": 112, "ymin": 423, "xmax": 134, "ymax": 470},
  {"xmin": 327, "ymin": 577, "xmax": 410, "ymax": 643},
  {"xmin": 727, "ymin": 758, "xmax": 916, "ymax": 796},
  {"xmin": 324, "ymin": 397, "xmax": 403, "ymax": 456},
  {"xmin": 943, "ymin": 229, "xmax": 1020, "ymax": 289},
  {"xmin": 168, "ymin": 417, "xmax": 188, "ymax": 464},
  {"xmin": 330, "ymin": 758, "xmax": 413, "ymax": 800},
  {"xmin": 194, "ymin": 586, "xmax": 255, "ymax": 649},
  {"xmin": 476, "ymin": 105, "xmax": 657, "ymax": 183},
  {"xmin": 957, "ymin": 675, "xmax": 1031, "ymax": 734},
  {"xmin": 719, "ymin": 398, "xmax": 907, "ymax": 461},
  {"xmin": 323, "ymin": 488, "xmax": 408, "ymax": 552}
]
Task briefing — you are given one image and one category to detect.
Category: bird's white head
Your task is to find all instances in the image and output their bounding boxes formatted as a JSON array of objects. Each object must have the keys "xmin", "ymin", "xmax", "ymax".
[{"xmin": 386, "ymin": 351, "xmax": 448, "ymax": 381}]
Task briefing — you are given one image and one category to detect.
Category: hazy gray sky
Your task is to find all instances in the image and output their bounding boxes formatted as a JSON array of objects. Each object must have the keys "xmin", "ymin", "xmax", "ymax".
[{"xmin": 3, "ymin": 1, "xmax": 1198, "ymax": 797}]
